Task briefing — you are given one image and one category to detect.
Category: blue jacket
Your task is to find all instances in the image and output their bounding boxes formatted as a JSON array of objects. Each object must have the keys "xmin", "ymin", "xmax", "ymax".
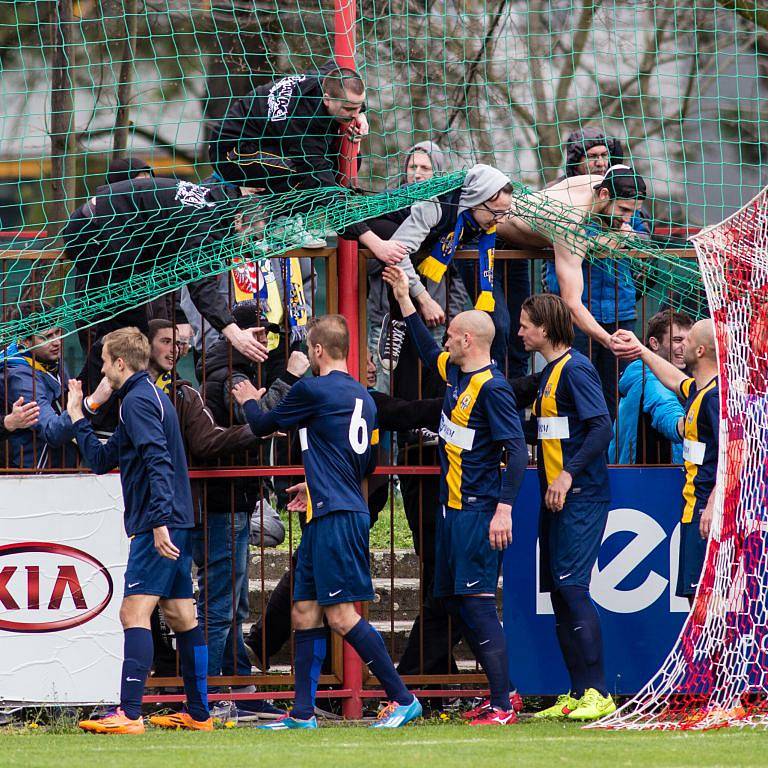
[
  {"xmin": 73, "ymin": 371, "xmax": 194, "ymax": 536},
  {"xmin": 0, "ymin": 348, "xmax": 78, "ymax": 469},
  {"xmin": 543, "ymin": 212, "xmax": 648, "ymax": 324},
  {"xmin": 609, "ymin": 360, "xmax": 684, "ymax": 464}
]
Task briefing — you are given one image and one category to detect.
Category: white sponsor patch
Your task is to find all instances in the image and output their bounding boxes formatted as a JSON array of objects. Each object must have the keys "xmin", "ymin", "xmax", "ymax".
[
  {"xmin": 299, "ymin": 427, "xmax": 309, "ymax": 452},
  {"xmin": 537, "ymin": 416, "xmax": 570, "ymax": 440},
  {"xmin": 683, "ymin": 438, "xmax": 706, "ymax": 465},
  {"xmin": 438, "ymin": 413, "xmax": 475, "ymax": 450}
]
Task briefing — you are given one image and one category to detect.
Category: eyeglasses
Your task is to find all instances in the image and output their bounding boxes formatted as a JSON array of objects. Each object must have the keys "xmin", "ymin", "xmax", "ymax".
[
  {"xmin": 479, "ymin": 202, "xmax": 511, "ymax": 222},
  {"xmin": 586, "ymin": 151, "xmax": 610, "ymax": 162}
]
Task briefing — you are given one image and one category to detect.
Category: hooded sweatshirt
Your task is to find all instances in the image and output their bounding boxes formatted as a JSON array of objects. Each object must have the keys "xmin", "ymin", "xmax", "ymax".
[
  {"xmin": 608, "ymin": 359, "xmax": 684, "ymax": 464},
  {"xmin": 392, "ymin": 163, "xmax": 510, "ymax": 298}
]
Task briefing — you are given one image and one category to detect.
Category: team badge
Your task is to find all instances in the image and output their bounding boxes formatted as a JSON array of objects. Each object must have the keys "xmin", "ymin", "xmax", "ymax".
[{"xmin": 459, "ymin": 394, "xmax": 472, "ymax": 411}]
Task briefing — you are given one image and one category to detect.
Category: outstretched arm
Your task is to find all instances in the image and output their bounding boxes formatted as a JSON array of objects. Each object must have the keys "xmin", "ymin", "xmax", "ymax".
[
  {"xmin": 382, "ymin": 265, "xmax": 444, "ymax": 373},
  {"xmin": 613, "ymin": 331, "xmax": 688, "ymax": 395},
  {"xmin": 553, "ymin": 241, "xmax": 612, "ymax": 349}
]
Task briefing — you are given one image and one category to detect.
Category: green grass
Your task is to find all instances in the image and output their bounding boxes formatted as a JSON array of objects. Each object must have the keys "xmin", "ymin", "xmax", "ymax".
[
  {"xmin": 4, "ymin": 720, "xmax": 768, "ymax": 768},
  {"xmin": 276, "ymin": 490, "xmax": 414, "ymax": 551}
]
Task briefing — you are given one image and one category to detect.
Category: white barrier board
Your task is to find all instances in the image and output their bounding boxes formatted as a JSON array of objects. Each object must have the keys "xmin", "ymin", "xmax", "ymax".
[{"xmin": 0, "ymin": 474, "xmax": 128, "ymax": 704}]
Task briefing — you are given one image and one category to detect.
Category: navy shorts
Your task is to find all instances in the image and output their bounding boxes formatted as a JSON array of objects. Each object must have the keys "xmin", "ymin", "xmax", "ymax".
[
  {"xmin": 676, "ymin": 514, "xmax": 707, "ymax": 597},
  {"xmin": 433, "ymin": 507, "xmax": 502, "ymax": 598},
  {"xmin": 124, "ymin": 527, "xmax": 194, "ymax": 599},
  {"xmin": 293, "ymin": 511, "xmax": 374, "ymax": 606},
  {"xmin": 539, "ymin": 499, "xmax": 609, "ymax": 592}
]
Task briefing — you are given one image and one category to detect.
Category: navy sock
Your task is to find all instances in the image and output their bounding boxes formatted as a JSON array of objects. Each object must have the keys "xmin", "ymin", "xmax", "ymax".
[
  {"xmin": 176, "ymin": 625, "xmax": 210, "ymax": 721},
  {"xmin": 345, "ymin": 618, "xmax": 412, "ymax": 706},
  {"xmin": 551, "ymin": 590, "xmax": 586, "ymax": 697},
  {"xmin": 459, "ymin": 597, "xmax": 510, "ymax": 711},
  {"xmin": 291, "ymin": 627, "xmax": 327, "ymax": 720},
  {"xmin": 120, "ymin": 627, "xmax": 153, "ymax": 720},
  {"xmin": 558, "ymin": 585, "xmax": 607, "ymax": 697}
]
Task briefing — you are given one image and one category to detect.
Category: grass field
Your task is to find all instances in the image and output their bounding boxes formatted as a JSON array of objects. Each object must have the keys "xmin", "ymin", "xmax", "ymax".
[{"xmin": 4, "ymin": 720, "xmax": 768, "ymax": 768}]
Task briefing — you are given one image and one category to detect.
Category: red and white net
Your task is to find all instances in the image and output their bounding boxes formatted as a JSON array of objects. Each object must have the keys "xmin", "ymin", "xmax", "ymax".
[{"xmin": 593, "ymin": 188, "xmax": 768, "ymax": 730}]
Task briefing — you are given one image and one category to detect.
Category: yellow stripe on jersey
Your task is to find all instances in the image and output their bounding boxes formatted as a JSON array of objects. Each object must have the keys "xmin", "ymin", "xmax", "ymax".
[
  {"xmin": 681, "ymin": 377, "xmax": 717, "ymax": 523},
  {"xmin": 437, "ymin": 352, "xmax": 449, "ymax": 382},
  {"xmin": 305, "ymin": 483, "xmax": 314, "ymax": 523},
  {"xmin": 445, "ymin": 369, "xmax": 493, "ymax": 509},
  {"xmin": 371, "ymin": 428, "xmax": 380, "ymax": 447},
  {"xmin": 534, "ymin": 353, "xmax": 572, "ymax": 486}
]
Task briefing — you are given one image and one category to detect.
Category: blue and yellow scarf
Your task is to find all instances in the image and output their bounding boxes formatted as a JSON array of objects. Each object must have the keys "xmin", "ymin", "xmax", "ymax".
[{"xmin": 416, "ymin": 209, "xmax": 496, "ymax": 311}]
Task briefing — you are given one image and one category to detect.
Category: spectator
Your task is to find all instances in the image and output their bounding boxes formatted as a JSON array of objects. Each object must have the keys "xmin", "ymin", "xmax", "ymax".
[
  {"xmin": 0, "ymin": 304, "xmax": 82, "ymax": 468},
  {"xmin": 609, "ymin": 309, "xmax": 693, "ymax": 464},
  {"xmin": 62, "ymin": 174, "xmax": 269, "ymax": 431},
  {"xmin": 542, "ymin": 128, "xmax": 651, "ymax": 418},
  {"xmin": 208, "ymin": 61, "xmax": 368, "ymax": 244}
]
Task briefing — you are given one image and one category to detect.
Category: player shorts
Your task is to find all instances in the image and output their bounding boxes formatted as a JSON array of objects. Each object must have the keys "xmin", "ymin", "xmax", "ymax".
[
  {"xmin": 676, "ymin": 513, "xmax": 707, "ymax": 598},
  {"xmin": 124, "ymin": 527, "xmax": 194, "ymax": 599},
  {"xmin": 539, "ymin": 499, "xmax": 609, "ymax": 592},
  {"xmin": 293, "ymin": 510, "xmax": 375, "ymax": 606},
  {"xmin": 433, "ymin": 506, "xmax": 502, "ymax": 598}
]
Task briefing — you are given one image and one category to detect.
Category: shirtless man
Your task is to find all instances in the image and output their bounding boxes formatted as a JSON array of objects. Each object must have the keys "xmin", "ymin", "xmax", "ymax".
[{"xmin": 496, "ymin": 165, "xmax": 647, "ymax": 356}]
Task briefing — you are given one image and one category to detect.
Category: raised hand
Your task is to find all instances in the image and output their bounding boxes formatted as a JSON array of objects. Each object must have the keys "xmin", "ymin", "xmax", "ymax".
[
  {"xmin": 3, "ymin": 396, "xmax": 39, "ymax": 432},
  {"xmin": 232, "ymin": 379, "xmax": 266, "ymax": 406},
  {"xmin": 66, "ymin": 379, "xmax": 85, "ymax": 422}
]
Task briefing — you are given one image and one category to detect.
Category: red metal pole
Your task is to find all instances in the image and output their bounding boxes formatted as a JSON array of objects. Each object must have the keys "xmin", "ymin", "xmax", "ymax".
[{"xmin": 334, "ymin": 0, "xmax": 364, "ymax": 720}]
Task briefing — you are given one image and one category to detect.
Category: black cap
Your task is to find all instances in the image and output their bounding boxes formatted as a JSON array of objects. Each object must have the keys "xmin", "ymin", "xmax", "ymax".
[
  {"xmin": 106, "ymin": 157, "xmax": 154, "ymax": 186},
  {"xmin": 232, "ymin": 299, "xmax": 263, "ymax": 330},
  {"xmin": 594, "ymin": 164, "xmax": 646, "ymax": 200}
]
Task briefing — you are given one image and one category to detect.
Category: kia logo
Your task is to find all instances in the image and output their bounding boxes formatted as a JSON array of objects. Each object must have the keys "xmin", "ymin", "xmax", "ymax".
[{"xmin": 0, "ymin": 542, "xmax": 113, "ymax": 633}]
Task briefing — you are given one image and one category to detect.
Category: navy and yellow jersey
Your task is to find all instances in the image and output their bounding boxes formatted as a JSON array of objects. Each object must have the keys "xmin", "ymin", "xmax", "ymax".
[
  {"xmin": 679, "ymin": 376, "xmax": 719, "ymax": 523},
  {"xmin": 243, "ymin": 371, "xmax": 378, "ymax": 522},
  {"xmin": 532, "ymin": 348, "xmax": 610, "ymax": 501},
  {"xmin": 433, "ymin": 351, "xmax": 523, "ymax": 513}
]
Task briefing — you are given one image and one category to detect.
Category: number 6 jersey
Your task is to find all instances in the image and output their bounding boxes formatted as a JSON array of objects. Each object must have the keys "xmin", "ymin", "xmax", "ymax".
[{"xmin": 243, "ymin": 370, "xmax": 378, "ymax": 521}]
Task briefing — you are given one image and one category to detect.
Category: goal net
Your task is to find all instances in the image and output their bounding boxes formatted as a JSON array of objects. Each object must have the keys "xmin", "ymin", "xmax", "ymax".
[{"xmin": 594, "ymin": 186, "xmax": 768, "ymax": 730}]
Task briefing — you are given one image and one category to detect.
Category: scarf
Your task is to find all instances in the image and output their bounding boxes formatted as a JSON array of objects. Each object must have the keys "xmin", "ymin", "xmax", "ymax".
[
  {"xmin": 231, "ymin": 256, "xmax": 308, "ymax": 349},
  {"xmin": 155, "ymin": 370, "xmax": 173, "ymax": 395},
  {"xmin": 416, "ymin": 209, "xmax": 496, "ymax": 311}
]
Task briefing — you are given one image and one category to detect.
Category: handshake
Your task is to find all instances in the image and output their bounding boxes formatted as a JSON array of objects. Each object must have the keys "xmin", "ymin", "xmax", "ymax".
[{"xmin": 608, "ymin": 329, "xmax": 645, "ymax": 361}]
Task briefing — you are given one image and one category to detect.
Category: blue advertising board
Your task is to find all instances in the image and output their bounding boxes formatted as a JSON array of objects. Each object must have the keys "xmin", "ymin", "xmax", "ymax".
[{"xmin": 503, "ymin": 466, "xmax": 689, "ymax": 695}]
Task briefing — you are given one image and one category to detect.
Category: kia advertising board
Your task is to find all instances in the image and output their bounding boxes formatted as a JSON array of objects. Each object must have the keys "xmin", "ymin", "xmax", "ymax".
[
  {"xmin": 504, "ymin": 467, "xmax": 690, "ymax": 694},
  {"xmin": 0, "ymin": 475, "xmax": 128, "ymax": 704}
]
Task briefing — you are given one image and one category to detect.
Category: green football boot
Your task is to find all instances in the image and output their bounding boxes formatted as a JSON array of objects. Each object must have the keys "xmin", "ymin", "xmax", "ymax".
[
  {"xmin": 566, "ymin": 688, "xmax": 617, "ymax": 721},
  {"xmin": 532, "ymin": 693, "xmax": 581, "ymax": 719}
]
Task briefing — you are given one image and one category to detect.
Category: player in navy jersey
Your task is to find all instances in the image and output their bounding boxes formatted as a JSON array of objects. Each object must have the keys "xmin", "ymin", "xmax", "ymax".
[
  {"xmin": 383, "ymin": 266, "xmax": 528, "ymax": 727},
  {"xmin": 615, "ymin": 319, "xmax": 720, "ymax": 601},
  {"xmin": 66, "ymin": 328, "xmax": 212, "ymax": 734},
  {"xmin": 232, "ymin": 314, "xmax": 421, "ymax": 729},
  {"xmin": 518, "ymin": 294, "xmax": 616, "ymax": 722}
]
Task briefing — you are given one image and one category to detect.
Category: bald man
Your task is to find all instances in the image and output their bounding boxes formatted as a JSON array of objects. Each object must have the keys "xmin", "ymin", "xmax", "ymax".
[
  {"xmin": 383, "ymin": 266, "xmax": 528, "ymax": 726},
  {"xmin": 615, "ymin": 320, "xmax": 720, "ymax": 602}
]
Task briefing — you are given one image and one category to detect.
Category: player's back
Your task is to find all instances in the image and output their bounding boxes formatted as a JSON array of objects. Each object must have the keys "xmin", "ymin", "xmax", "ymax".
[{"xmin": 297, "ymin": 371, "xmax": 378, "ymax": 521}]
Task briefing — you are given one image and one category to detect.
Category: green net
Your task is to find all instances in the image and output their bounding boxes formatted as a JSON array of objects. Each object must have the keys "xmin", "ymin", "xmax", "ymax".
[{"xmin": 1, "ymin": 1, "xmax": 766, "ymax": 342}]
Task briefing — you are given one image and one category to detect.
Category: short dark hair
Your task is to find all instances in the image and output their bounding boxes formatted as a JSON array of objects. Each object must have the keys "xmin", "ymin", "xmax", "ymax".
[
  {"xmin": 106, "ymin": 156, "xmax": 153, "ymax": 186},
  {"xmin": 645, "ymin": 309, "xmax": 694, "ymax": 345},
  {"xmin": 147, "ymin": 318, "xmax": 175, "ymax": 344},
  {"xmin": 307, "ymin": 314, "xmax": 349, "ymax": 360},
  {"xmin": 322, "ymin": 67, "xmax": 365, "ymax": 99},
  {"xmin": 521, "ymin": 294, "xmax": 575, "ymax": 347}
]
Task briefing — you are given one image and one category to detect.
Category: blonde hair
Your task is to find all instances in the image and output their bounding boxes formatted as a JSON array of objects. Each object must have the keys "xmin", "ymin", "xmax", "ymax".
[
  {"xmin": 307, "ymin": 314, "xmax": 349, "ymax": 360},
  {"xmin": 102, "ymin": 327, "xmax": 150, "ymax": 372}
]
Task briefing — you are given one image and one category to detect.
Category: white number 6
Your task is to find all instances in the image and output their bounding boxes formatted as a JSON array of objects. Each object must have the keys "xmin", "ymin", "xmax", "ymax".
[{"xmin": 348, "ymin": 398, "xmax": 369, "ymax": 454}]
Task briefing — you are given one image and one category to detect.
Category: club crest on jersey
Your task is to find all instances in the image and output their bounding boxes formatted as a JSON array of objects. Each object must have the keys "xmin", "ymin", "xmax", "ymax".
[
  {"xmin": 459, "ymin": 394, "xmax": 473, "ymax": 411},
  {"xmin": 543, "ymin": 382, "xmax": 554, "ymax": 398}
]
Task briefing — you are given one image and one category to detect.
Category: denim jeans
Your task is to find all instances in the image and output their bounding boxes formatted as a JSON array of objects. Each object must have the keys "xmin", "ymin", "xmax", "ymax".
[{"xmin": 191, "ymin": 511, "xmax": 251, "ymax": 678}]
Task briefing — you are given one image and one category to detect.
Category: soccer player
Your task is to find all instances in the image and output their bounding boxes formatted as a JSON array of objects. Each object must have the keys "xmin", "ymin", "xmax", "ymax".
[
  {"xmin": 613, "ymin": 319, "xmax": 720, "ymax": 601},
  {"xmin": 496, "ymin": 164, "xmax": 647, "ymax": 356},
  {"xmin": 517, "ymin": 294, "xmax": 615, "ymax": 721},
  {"xmin": 383, "ymin": 265, "xmax": 528, "ymax": 726},
  {"xmin": 231, "ymin": 314, "xmax": 422, "ymax": 729},
  {"xmin": 67, "ymin": 328, "xmax": 212, "ymax": 734}
]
